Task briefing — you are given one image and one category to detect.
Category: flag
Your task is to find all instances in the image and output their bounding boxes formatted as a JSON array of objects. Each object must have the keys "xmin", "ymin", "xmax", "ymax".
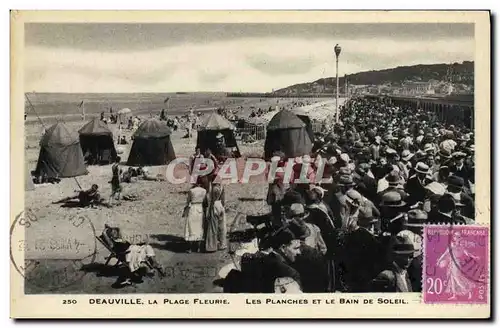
[
  {"xmin": 164, "ymin": 97, "xmax": 170, "ymax": 104},
  {"xmin": 78, "ymin": 100, "xmax": 84, "ymax": 108}
]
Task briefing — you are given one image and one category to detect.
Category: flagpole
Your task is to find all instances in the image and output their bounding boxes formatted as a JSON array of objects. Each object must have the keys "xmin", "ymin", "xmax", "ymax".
[{"xmin": 81, "ymin": 101, "xmax": 86, "ymax": 121}]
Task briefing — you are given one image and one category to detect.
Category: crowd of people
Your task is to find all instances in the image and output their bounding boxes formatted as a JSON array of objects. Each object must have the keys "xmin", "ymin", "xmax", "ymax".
[{"xmin": 219, "ymin": 96, "xmax": 475, "ymax": 293}]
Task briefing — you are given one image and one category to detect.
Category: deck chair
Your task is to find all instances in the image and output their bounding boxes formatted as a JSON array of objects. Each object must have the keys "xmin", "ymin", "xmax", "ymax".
[{"xmin": 96, "ymin": 235, "xmax": 128, "ymax": 267}]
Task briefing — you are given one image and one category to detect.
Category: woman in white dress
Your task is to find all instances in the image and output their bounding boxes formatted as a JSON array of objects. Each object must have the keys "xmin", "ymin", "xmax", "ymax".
[{"xmin": 183, "ymin": 180, "xmax": 207, "ymax": 253}]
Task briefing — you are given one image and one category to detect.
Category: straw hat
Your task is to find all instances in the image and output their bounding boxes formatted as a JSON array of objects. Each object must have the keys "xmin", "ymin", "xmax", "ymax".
[
  {"xmin": 414, "ymin": 162, "xmax": 430, "ymax": 175},
  {"xmin": 425, "ymin": 182, "xmax": 446, "ymax": 196},
  {"xmin": 401, "ymin": 150, "xmax": 414, "ymax": 161}
]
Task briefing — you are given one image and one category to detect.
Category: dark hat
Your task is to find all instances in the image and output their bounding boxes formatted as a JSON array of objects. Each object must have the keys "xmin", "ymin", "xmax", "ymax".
[
  {"xmin": 269, "ymin": 226, "xmax": 301, "ymax": 249},
  {"xmin": 447, "ymin": 175, "xmax": 464, "ymax": 189},
  {"xmin": 387, "ymin": 171, "xmax": 402, "ymax": 186},
  {"xmin": 354, "ymin": 141, "xmax": 365, "ymax": 148},
  {"xmin": 390, "ymin": 235, "xmax": 415, "ymax": 255},
  {"xmin": 437, "ymin": 194, "xmax": 457, "ymax": 212},
  {"xmin": 380, "ymin": 191, "xmax": 406, "ymax": 207},
  {"xmin": 288, "ymin": 219, "xmax": 311, "ymax": 240},
  {"xmin": 406, "ymin": 209, "xmax": 428, "ymax": 228},
  {"xmin": 438, "ymin": 148, "xmax": 452, "ymax": 159}
]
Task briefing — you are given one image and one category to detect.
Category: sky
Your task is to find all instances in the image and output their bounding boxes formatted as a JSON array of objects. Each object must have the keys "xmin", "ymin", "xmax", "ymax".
[{"xmin": 24, "ymin": 23, "xmax": 474, "ymax": 93}]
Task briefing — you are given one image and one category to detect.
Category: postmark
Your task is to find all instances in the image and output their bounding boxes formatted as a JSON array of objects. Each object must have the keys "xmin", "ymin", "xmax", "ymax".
[
  {"xmin": 10, "ymin": 209, "xmax": 97, "ymax": 292},
  {"xmin": 423, "ymin": 225, "xmax": 488, "ymax": 304}
]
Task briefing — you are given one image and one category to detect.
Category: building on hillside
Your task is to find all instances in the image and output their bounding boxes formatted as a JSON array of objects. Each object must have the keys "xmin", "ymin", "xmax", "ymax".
[{"xmin": 400, "ymin": 81, "xmax": 435, "ymax": 96}]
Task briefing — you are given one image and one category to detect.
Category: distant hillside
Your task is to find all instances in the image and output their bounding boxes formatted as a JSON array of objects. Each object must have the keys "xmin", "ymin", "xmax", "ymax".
[{"xmin": 273, "ymin": 61, "xmax": 474, "ymax": 95}]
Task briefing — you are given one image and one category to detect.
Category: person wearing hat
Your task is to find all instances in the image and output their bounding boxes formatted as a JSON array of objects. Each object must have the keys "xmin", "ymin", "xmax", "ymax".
[
  {"xmin": 354, "ymin": 165, "xmax": 377, "ymax": 203},
  {"xmin": 425, "ymin": 152, "xmax": 440, "ymax": 176},
  {"xmin": 328, "ymin": 174, "xmax": 356, "ymax": 231},
  {"xmin": 343, "ymin": 189, "xmax": 362, "ymax": 233},
  {"xmin": 340, "ymin": 208, "xmax": 383, "ymax": 292},
  {"xmin": 449, "ymin": 150, "xmax": 473, "ymax": 188},
  {"xmin": 439, "ymin": 131, "xmax": 457, "ymax": 154},
  {"xmin": 404, "ymin": 209, "xmax": 427, "ymax": 237},
  {"xmin": 433, "ymin": 165, "xmax": 450, "ymax": 185},
  {"xmin": 446, "ymin": 175, "xmax": 475, "ymax": 220},
  {"xmin": 304, "ymin": 188, "xmax": 337, "ymax": 292},
  {"xmin": 259, "ymin": 227, "xmax": 303, "ymax": 293},
  {"xmin": 357, "ymin": 193, "xmax": 381, "ymax": 235},
  {"xmin": 377, "ymin": 170, "xmax": 408, "ymax": 202},
  {"xmin": 379, "ymin": 191, "xmax": 407, "ymax": 234},
  {"xmin": 397, "ymin": 227, "xmax": 423, "ymax": 292},
  {"xmin": 406, "ymin": 162, "xmax": 432, "ymax": 206},
  {"xmin": 423, "ymin": 181, "xmax": 446, "ymax": 213},
  {"xmin": 397, "ymin": 150, "xmax": 414, "ymax": 181},
  {"xmin": 427, "ymin": 194, "xmax": 463, "ymax": 225},
  {"xmin": 214, "ymin": 132, "xmax": 231, "ymax": 162},
  {"xmin": 287, "ymin": 219, "xmax": 330, "ymax": 293},
  {"xmin": 371, "ymin": 235, "xmax": 415, "ymax": 292},
  {"xmin": 437, "ymin": 147, "xmax": 453, "ymax": 167},
  {"xmin": 287, "ymin": 204, "xmax": 326, "ymax": 255},
  {"xmin": 369, "ymin": 136, "xmax": 382, "ymax": 161},
  {"xmin": 266, "ymin": 167, "xmax": 286, "ymax": 227}
]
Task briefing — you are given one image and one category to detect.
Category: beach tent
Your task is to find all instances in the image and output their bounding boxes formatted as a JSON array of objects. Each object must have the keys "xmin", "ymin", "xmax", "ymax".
[
  {"xmin": 127, "ymin": 118, "xmax": 176, "ymax": 166},
  {"xmin": 34, "ymin": 122, "xmax": 88, "ymax": 178},
  {"xmin": 295, "ymin": 114, "xmax": 315, "ymax": 142},
  {"xmin": 196, "ymin": 112, "xmax": 241, "ymax": 157},
  {"xmin": 118, "ymin": 108, "xmax": 132, "ymax": 115},
  {"xmin": 264, "ymin": 110, "xmax": 312, "ymax": 159},
  {"xmin": 78, "ymin": 118, "xmax": 117, "ymax": 165},
  {"xmin": 25, "ymin": 165, "xmax": 35, "ymax": 191}
]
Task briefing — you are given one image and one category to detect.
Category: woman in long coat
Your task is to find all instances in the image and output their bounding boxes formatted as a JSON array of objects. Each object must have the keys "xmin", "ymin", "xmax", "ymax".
[
  {"xmin": 183, "ymin": 180, "xmax": 207, "ymax": 253},
  {"xmin": 204, "ymin": 184, "xmax": 227, "ymax": 252}
]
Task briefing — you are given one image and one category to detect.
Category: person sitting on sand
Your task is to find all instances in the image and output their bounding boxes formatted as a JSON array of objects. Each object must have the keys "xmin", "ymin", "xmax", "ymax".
[
  {"xmin": 53, "ymin": 184, "xmax": 103, "ymax": 208},
  {"xmin": 100, "ymin": 224, "xmax": 166, "ymax": 287}
]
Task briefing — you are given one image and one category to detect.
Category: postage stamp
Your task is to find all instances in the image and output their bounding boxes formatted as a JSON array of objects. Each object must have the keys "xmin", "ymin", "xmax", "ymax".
[
  {"xmin": 10, "ymin": 10, "xmax": 491, "ymax": 319},
  {"xmin": 423, "ymin": 225, "xmax": 489, "ymax": 304}
]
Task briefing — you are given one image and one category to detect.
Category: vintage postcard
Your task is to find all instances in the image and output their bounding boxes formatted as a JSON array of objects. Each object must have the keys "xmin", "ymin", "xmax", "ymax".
[{"xmin": 10, "ymin": 10, "xmax": 490, "ymax": 319}]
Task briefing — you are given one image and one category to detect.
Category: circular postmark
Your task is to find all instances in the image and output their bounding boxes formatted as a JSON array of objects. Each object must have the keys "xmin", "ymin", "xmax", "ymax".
[
  {"xmin": 10, "ymin": 209, "xmax": 97, "ymax": 291},
  {"xmin": 445, "ymin": 222, "xmax": 488, "ymax": 285}
]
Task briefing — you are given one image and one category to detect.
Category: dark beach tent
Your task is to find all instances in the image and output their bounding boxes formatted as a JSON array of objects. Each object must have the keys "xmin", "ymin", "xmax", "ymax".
[
  {"xmin": 78, "ymin": 118, "xmax": 117, "ymax": 165},
  {"xmin": 295, "ymin": 114, "xmax": 315, "ymax": 142},
  {"xmin": 264, "ymin": 110, "xmax": 313, "ymax": 159},
  {"xmin": 35, "ymin": 122, "xmax": 88, "ymax": 178},
  {"xmin": 25, "ymin": 166, "xmax": 35, "ymax": 191},
  {"xmin": 126, "ymin": 118, "xmax": 176, "ymax": 166},
  {"xmin": 196, "ymin": 112, "xmax": 241, "ymax": 157}
]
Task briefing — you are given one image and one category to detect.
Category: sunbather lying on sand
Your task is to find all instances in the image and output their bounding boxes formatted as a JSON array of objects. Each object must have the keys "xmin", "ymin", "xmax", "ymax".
[{"xmin": 52, "ymin": 184, "xmax": 104, "ymax": 208}]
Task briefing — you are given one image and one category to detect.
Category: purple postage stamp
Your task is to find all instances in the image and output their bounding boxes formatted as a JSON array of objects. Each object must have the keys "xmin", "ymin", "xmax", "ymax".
[{"xmin": 423, "ymin": 225, "xmax": 489, "ymax": 304}]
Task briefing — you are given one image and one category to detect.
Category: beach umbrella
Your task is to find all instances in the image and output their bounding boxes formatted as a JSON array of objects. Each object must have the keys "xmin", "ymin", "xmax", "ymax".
[{"xmin": 118, "ymin": 108, "xmax": 132, "ymax": 115}]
